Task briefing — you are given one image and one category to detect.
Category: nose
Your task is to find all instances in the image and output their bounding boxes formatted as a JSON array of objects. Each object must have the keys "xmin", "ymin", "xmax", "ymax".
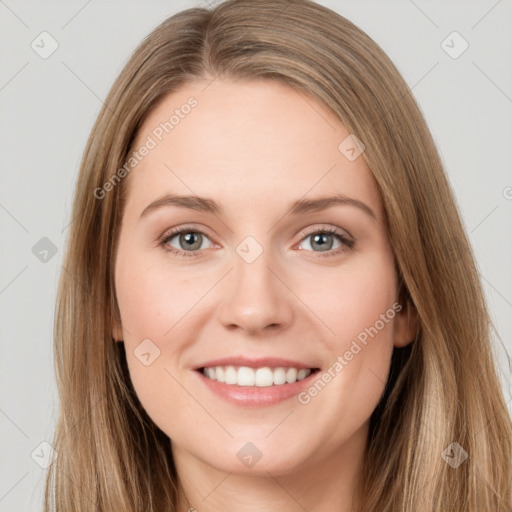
[{"xmin": 217, "ymin": 244, "xmax": 294, "ymax": 335}]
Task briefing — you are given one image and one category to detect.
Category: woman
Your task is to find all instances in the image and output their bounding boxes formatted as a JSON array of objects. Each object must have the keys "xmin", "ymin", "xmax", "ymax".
[{"xmin": 45, "ymin": 0, "xmax": 512, "ymax": 510}]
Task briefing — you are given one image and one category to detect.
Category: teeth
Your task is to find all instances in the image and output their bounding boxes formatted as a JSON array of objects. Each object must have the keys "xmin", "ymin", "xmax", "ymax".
[
  {"xmin": 286, "ymin": 368, "xmax": 298, "ymax": 383},
  {"xmin": 297, "ymin": 369, "xmax": 308, "ymax": 381},
  {"xmin": 273, "ymin": 367, "xmax": 286, "ymax": 385},
  {"xmin": 238, "ymin": 366, "xmax": 255, "ymax": 386},
  {"xmin": 225, "ymin": 366, "xmax": 237, "ymax": 385},
  {"xmin": 255, "ymin": 367, "xmax": 273, "ymax": 387},
  {"xmin": 201, "ymin": 366, "xmax": 312, "ymax": 386}
]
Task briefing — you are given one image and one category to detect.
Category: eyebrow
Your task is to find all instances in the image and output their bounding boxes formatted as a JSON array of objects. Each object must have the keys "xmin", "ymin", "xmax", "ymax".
[{"xmin": 139, "ymin": 193, "xmax": 376, "ymax": 220}]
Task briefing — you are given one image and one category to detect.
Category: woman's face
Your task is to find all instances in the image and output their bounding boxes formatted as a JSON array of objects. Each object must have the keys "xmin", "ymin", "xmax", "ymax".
[{"xmin": 113, "ymin": 78, "xmax": 415, "ymax": 476}]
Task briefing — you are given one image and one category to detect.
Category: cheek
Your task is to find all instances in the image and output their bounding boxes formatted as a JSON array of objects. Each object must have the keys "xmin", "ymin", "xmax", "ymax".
[
  {"xmin": 297, "ymin": 248, "xmax": 398, "ymax": 353},
  {"xmin": 115, "ymin": 251, "xmax": 198, "ymax": 341},
  {"xmin": 294, "ymin": 251, "xmax": 398, "ymax": 417},
  {"xmin": 114, "ymin": 250, "xmax": 210, "ymax": 434}
]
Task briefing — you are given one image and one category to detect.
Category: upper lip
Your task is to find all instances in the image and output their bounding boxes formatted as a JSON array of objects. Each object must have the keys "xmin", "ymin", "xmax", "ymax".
[{"xmin": 193, "ymin": 356, "xmax": 319, "ymax": 371}]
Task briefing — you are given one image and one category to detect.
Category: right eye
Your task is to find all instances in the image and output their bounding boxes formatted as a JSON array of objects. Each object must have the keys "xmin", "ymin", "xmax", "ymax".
[{"xmin": 160, "ymin": 228, "xmax": 214, "ymax": 257}]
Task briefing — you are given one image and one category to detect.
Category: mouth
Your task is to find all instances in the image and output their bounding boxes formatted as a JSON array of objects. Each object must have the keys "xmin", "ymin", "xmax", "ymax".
[
  {"xmin": 198, "ymin": 365, "xmax": 321, "ymax": 387},
  {"xmin": 194, "ymin": 360, "xmax": 322, "ymax": 407},
  {"xmin": 192, "ymin": 357, "xmax": 322, "ymax": 406}
]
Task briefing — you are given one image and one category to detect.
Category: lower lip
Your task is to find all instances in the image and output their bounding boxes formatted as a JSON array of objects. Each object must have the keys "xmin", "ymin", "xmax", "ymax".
[{"xmin": 195, "ymin": 369, "xmax": 319, "ymax": 407}]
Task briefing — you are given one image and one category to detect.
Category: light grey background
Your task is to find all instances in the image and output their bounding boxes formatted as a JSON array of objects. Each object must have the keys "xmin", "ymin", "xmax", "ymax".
[{"xmin": 1, "ymin": 1, "xmax": 511, "ymax": 510}]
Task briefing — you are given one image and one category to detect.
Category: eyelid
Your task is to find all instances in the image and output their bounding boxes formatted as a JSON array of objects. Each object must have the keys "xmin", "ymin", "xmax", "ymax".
[
  {"xmin": 158, "ymin": 223, "xmax": 214, "ymax": 242},
  {"xmin": 297, "ymin": 224, "xmax": 354, "ymax": 243},
  {"xmin": 158, "ymin": 223, "xmax": 354, "ymax": 243}
]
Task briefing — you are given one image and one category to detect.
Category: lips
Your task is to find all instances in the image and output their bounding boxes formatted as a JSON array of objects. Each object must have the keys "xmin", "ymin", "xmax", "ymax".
[
  {"xmin": 192, "ymin": 356, "xmax": 318, "ymax": 371},
  {"xmin": 193, "ymin": 356, "xmax": 320, "ymax": 406}
]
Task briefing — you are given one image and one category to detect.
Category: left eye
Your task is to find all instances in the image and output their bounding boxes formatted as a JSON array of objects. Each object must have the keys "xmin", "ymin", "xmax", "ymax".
[{"xmin": 298, "ymin": 229, "xmax": 348, "ymax": 252}]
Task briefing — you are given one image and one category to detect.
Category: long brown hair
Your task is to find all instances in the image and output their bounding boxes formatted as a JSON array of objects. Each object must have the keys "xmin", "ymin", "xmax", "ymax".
[{"xmin": 45, "ymin": 0, "xmax": 512, "ymax": 510}]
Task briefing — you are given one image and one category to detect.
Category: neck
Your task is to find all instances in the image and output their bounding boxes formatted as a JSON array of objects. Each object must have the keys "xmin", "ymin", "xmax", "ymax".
[{"xmin": 173, "ymin": 423, "xmax": 367, "ymax": 512}]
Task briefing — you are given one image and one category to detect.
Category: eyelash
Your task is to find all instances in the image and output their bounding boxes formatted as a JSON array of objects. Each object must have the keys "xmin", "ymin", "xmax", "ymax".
[{"xmin": 158, "ymin": 225, "xmax": 355, "ymax": 259}]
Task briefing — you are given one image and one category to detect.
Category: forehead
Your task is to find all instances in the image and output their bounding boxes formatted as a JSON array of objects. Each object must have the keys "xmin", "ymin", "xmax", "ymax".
[{"xmin": 124, "ymin": 78, "xmax": 382, "ymax": 220}]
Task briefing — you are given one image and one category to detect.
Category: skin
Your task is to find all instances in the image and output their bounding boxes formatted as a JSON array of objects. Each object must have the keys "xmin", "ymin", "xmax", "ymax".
[{"xmin": 112, "ymin": 77, "xmax": 416, "ymax": 512}]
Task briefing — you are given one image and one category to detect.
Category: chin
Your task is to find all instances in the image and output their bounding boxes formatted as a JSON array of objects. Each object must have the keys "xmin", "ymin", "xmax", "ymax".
[{"xmin": 185, "ymin": 438, "xmax": 314, "ymax": 476}]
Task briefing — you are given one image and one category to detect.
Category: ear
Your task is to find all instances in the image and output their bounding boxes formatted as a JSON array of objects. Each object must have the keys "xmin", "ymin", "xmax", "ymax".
[{"xmin": 393, "ymin": 298, "xmax": 419, "ymax": 348}]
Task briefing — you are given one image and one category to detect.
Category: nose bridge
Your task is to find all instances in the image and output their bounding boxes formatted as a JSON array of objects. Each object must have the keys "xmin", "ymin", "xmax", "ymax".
[
  {"xmin": 218, "ymin": 234, "xmax": 292, "ymax": 332},
  {"xmin": 234, "ymin": 236, "xmax": 274, "ymax": 293},
  {"xmin": 233, "ymin": 234, "xmax": 280, "ymax": 305}
]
